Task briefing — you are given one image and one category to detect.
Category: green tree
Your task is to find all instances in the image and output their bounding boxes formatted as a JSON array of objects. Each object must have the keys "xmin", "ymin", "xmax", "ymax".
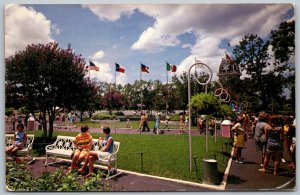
[
  {"xmin": 232, "ymin": 34, "xmax": 271, "ymax": 110},
  {"xmin": 270, "ymin": 20, "xmax": 295, "ymax": 112},
  {"xmin": 190, "ymin": 93, "xmax": 221, "ymax": 115},
  {"xmin": 172, "ymin": 71, "xmax": 209, "ymax": 110},
  {"xmin": 5, "ymin": 42, "xmax": 96, "ymax": 141},
  {"xmin": 103, "ymin": 90, "xmax": 125, "ymax": 114}
]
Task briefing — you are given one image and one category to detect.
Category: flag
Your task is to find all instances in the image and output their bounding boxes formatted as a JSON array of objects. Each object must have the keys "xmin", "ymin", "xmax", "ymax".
[
  {"xmin": 225, "ymin": 53, "xmax": 232, "ymax": 62},
  {"xmin": 89, "ymin": 61, "xmax": 99, "ymax": 71},
  {"xmin": 167, "ymin": 62, "xmax": 172, "ymax": 71},
  {"xmin": 171, "ymin": 65, "xmax": 177, "ymax": 72},
  {"xmin": 115, "ymin": 63, "xmax": 125, "ymax": 73},
  {"xmin": 141, "ymin": 64, "xmax": 149, "ymax": 73},
  {"xmin": 167, "ymin": 62, "xmax": 177, "ymax": 72}
]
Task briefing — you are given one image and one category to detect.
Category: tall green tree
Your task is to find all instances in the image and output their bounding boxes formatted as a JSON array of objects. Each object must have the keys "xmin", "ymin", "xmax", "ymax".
[
  {"xmin": 232, "ymin": 34, "xmax": 271, "ymax": 110},
  {"xmin": 270, "ymin": 20, "xmax": 295, "ymax": 112},
  {"xmin": 172, "ymin": 71, "xmax": 209, "ymax": 110},
  {"xmin": 5, "ymin": 42, "xmax": 96, "ymax": 141}
]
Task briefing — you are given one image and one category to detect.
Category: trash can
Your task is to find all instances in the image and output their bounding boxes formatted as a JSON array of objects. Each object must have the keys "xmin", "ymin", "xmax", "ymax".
[
  {"xmin": 27, "ymin": 114, "xmax": 35, "ymax": 130},
  {"xmin": 202, "ymin": 159, "xmax": 219, "ymax": 185},
  {"xmin": 221, "ymin": 119, "xmax": 232, "ymax": 138}
]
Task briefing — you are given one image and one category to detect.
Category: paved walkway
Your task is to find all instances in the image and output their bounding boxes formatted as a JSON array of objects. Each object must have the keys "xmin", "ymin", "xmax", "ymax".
[{"xmin": 225, "ymin": 137, "xmax": 296, "ymax": 191}]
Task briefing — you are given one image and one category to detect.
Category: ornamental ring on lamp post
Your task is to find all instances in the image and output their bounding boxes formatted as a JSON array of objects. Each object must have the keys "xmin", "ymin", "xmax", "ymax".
[
  {"xmin": 187, "ymin": 58, "xmax": 212, "ymax": 172},
  {"xmin": 212, "ymin": 81, "xmax": 231, "ymax": 103}
]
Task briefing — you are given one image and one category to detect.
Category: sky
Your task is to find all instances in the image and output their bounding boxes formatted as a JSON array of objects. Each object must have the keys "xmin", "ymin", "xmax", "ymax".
[{"xmin": 4, "ymin": 3, "xmax": 295, "ymax": 85}]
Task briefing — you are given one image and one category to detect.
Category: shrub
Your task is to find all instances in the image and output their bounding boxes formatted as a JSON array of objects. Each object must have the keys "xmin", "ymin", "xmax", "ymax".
[
  {"xmin": 6, "ymin": 161, "xmax": 109, "ymax": 191},
  {"xmin": 169, "ymin": 114, "xmax": 179, "ymax": 121},
  {"xmin": 92, "ymin": 112, "xmax": 117, "ymax": 120},
  {"xmin": 5, "ymin": 107, "xmax": 15, "ymax": 116}
]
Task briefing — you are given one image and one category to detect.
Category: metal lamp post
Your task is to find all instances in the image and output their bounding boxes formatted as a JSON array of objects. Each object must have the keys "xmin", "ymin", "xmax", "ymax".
[{"xmin": 187, "ymin": 59, "xmax": 212, "ymax": 171}]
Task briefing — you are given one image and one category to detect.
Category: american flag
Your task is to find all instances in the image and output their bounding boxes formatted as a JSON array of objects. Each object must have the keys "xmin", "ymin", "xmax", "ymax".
[{"xmin": 89, "ymin": 61, "xmax": 99, "ymax": 71}]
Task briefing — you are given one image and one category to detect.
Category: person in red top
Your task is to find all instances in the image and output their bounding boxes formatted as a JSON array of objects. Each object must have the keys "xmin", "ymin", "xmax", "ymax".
[
  {"xmin": 179, "ymin": 113, "xmax": 184, "ymax": 134},
  {"xmin": 68, "ymin": 125, "xmax": 93, "ymax": 173}
]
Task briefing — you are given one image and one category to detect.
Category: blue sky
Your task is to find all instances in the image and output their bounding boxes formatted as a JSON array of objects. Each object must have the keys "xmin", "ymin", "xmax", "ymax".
[{"xmin": 5, "ymin": 4, "xmax": 294, "ymax": 84}]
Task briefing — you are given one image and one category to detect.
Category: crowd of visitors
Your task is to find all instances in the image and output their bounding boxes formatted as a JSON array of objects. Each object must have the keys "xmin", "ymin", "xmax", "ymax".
[{"xmin": 228, "ymin": 111, "xmax": 296, "ymax": 176}]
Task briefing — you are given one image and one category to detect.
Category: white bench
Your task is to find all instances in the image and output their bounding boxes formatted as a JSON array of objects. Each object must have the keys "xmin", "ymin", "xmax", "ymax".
[
  {"xmin": 45, "ymin": 135, "xmax": 121, "ymax": 179},
  {"xmin": 5, "ymin": 134, "xmax": 35, "ymax": 164}
]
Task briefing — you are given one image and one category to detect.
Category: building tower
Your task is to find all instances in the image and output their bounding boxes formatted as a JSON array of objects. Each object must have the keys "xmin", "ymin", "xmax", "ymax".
[{"xmin": 217, "ymin": 55, "xmax": 242, "ymax": 100}]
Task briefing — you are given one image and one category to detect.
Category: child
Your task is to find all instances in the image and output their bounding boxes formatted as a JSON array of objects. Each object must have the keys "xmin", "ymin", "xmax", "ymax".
[
  {"xmin": 68, "ymin": 125, "xmax": 93, "ymax": 173},
  {"xmin": 6, "ymin": 123, "xmax": 27, "ymax": 161},
  {"xmin": 79, "ymin": 126, "xmax": 114, "ymax": 177}
]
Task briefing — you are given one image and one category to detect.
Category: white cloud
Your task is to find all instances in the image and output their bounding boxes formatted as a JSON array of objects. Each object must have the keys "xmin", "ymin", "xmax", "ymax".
[
  {"xmin": 51, "ymin": 24, "xmax": 61, "ymax": 35},
  {"xmin": 116, "ymin": 72, "xmax": 127, "ymax": 85},
  {"xmin": 89, "ymin": 61, "xmax": 127, "ymax": 85},
  {"xmin": 131, "ymin": 27, "xmax": 180, "ymax": 52},
  {"xmin": 5, "ymin": 4, "xmax": 54, "ymax": 58},
  {"xmin": 81, "ymin": 4, "xmax": 136, "ymax": 22},
  {"xmin": 89, "ymin": 62, "xmax": 113, "ymax": 83},
  {"xmin": 181, "ymin": 43, "xmax": 192, "ymax": 49},
  {"xmin": 131, "ymin": 4, "xmax": 292, "ymax": 53},
  {"xmin": 91, "ymin": 50, "xmax": 105, "ymax": 60}
]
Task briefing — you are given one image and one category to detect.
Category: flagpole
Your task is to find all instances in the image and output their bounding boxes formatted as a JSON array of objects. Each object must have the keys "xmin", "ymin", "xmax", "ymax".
[
  {"xmin": 166, "ymin": 61, "xmax": 169, "ymax": 84},
  {"xmin": 115, "ymin": 66, "xmax": 117, "ymax": 89},
  {"xmin": 89, "ymin": 65, "xmax": 91, "ymax": 82},
  {"xmin": 166, "ymin": 61, "xmax": 168, "ymax": 114},
  {"xmin": 140, "ymin": 63, "xmax": 143, "ymax": 113}
]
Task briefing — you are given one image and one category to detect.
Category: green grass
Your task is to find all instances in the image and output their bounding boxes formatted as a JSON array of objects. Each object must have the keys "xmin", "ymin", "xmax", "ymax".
[{"xmin": 27, "ymin": 130, "xmax": 231, "ymax": 183}]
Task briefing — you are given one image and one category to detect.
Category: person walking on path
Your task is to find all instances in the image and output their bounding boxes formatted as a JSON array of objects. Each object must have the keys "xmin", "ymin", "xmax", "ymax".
[
  {"xmin": 283, "ymin": 116, "xmax": 295, "ymax": 168},
  {"xmin": 79, "ymin": 126, "xmax": 114, "ymax": 177},
  {"xmin": 231, "ymin": 119, "xmax": 246, "ymax": 163},
  {"xmin": 179, "ymin": 113, "xmax": 184, "ymax": 134},
  {"xmin": 142, "ymin": 113, "xmax": 150, "ymax": 132},
  {"xmin": 259, "ymin": 115, "xmax": 284, "ymax": 176},
  {"xmin": 153, "ymin": 113, "xmax": 162, "ymax": 134},
  {"xmin": 254, "ymin": 111, "xmax": 269, "ymax": 167},
  {"xmin": 139, "ymin": 113, "xmax": 144, "ymax": 131},
  {"xmin": 184, "ymin": 112, "xmax": 189, "ymax": 134}
]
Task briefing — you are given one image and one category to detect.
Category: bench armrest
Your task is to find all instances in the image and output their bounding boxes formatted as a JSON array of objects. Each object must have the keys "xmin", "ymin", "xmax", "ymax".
[
  {"xmin": 107, "ymin": 153, "xmax": 117, "ymax": 161},
  {"xmin": 45, "ymin": 144, "xmax": 56, "ymax": 151},
  {"xmin": 27, "ymin": 142, "xmax": 34, "ymax": 150}
]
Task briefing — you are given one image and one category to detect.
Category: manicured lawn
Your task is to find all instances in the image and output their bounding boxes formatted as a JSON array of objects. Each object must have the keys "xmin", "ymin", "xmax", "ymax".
[{"xmin": 28, "ymin": 130, "xmax": 231, "ymax": 183}]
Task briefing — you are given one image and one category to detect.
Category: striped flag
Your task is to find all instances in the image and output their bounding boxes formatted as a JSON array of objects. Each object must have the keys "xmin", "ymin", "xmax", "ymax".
[
  {"xmin": 89, "ymin": 61, "xmax": 99, "ymax": 71},
  {"xmin": 167, "ymin": 62, "xmax": 177, "ymax": 72},
  {"xmin": 141, "ymin": 64, "xmax": 149, "ymax": 73}
]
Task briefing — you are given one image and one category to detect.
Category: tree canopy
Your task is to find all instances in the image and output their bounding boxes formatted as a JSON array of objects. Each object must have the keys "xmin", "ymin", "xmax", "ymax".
[{"xmin": 5, "ymin": 42, "xmax": 97, "ymax": 141}]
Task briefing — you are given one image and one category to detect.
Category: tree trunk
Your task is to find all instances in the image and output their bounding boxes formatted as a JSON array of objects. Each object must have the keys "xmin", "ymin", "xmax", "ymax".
[
  {"xmin": 47, "ymin": 114, "xmax": 55, "ymax": 142},
  {"xmin": 42, "ymin": 111, "xmax": 47, "ymax": 142}
]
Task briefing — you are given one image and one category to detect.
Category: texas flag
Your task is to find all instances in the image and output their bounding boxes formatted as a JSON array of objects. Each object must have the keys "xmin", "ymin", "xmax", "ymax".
[{"xmin": 115, "ymin": 63, "xmax": 125, "ymax": 73}]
